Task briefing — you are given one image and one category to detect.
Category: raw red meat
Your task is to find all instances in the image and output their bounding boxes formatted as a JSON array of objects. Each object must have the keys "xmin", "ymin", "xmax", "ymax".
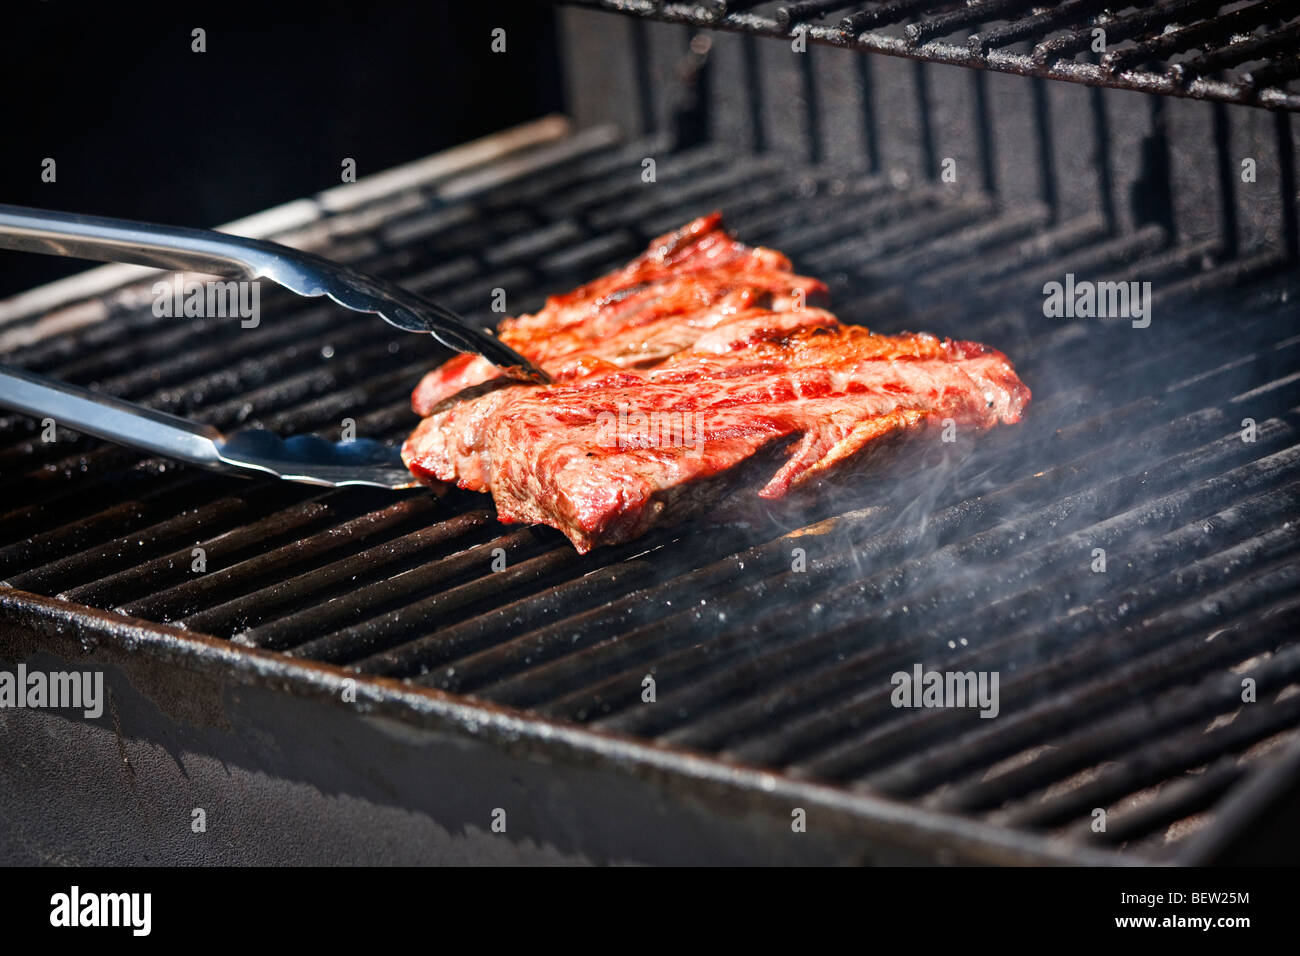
[{"xmin": 403, "ymin": 214, "xmax": 1030, "ymax": 553}]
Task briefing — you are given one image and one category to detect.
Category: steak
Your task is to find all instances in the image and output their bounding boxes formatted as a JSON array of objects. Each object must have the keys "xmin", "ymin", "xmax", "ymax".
[
  {"xmin": 410, "ymin": 212, "xmax": 829, "ymax": 415},
  {"xmin": 403, "ymin": 214, "xmax": 1031, "ymax": 553}
]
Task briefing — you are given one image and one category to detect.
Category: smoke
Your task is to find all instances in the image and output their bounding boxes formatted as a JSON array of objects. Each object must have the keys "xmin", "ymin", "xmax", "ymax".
[{"xmin": 651, "ymin": 255, "xmax": 1299, "ymax": 782}]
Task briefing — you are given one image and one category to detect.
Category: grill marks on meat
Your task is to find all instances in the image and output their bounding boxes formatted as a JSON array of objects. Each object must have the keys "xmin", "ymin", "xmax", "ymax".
[{"xmin": 403, "ymin": 214, "xmax": 1030, "ymax": 553}]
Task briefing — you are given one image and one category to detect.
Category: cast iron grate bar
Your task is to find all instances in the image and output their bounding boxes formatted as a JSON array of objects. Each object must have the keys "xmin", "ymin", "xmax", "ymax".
[
  {"xmin": 1, "ymin": 126, "xmax": 1298, "ymax": 863},
  {"xmin": 568, "ymin": 0, "xmax": 1300, "ymax": 109}
]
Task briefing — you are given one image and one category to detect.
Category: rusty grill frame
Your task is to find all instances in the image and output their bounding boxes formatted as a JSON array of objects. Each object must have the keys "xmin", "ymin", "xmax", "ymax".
[{"xmin": 3, "ymin": 2, "xmax": 1300, "ymax": 867}]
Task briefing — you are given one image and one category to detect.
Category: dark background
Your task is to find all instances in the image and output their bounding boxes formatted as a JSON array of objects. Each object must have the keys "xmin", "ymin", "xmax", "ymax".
[{"xmin": 0, "ymin": 1, "xmax": 564, "ymax": 297}]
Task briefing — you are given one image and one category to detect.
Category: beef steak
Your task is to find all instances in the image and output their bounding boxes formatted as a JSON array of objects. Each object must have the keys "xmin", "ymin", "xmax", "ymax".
[{"xmin": 403, "ymin": 214, "xmax": 1030, "ymax": 553}]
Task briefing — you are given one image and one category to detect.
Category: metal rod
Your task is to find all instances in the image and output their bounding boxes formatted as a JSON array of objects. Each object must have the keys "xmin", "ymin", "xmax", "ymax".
[
  {"xmin": 855, "ymin": 43, "xmax": 882, "ymax": 173},
  {"xmin": 914, "ymin": 60, "xmax": 938, "ymax": 181},
  {"xmin": 800, "ymin": 41, "xmax": 824, "ymax": 164},
  {"xmin": 1278, "ymin": 109, "xmax": 1299, "ymax": 263},
  {"xmin": 972, "ymin": 69, "xmax": 998, "ymax": 196},
  {"xmin": 1090, "ymin": 85, "xmax": 1117, "ymax": 232},
  {"xmin": 1213, "ymin": 101, "xmax": 1240, "ymax": 260},
  {"xmin": 1031, "ymin": 77, "xmax": 1057, "ymax": 220}
]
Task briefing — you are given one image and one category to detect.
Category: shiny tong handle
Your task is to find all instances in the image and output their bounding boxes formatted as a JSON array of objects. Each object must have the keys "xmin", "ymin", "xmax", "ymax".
[
  {"xmin": 0, "ymin": 363, "xmax": 234, "ymax": 472},
  {"xmin": 0, "ymin": 202, "xmax": 306, "ymax": 280},
  {"xmin": 0, "ymin": 203, "xmax": 552, "ymax": 383}
]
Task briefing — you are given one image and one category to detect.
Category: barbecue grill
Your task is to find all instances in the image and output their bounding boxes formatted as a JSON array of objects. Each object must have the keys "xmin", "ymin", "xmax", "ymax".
[{"xmin": 2, "ymin": 2, "xmax": 1299, "ymax": 865}]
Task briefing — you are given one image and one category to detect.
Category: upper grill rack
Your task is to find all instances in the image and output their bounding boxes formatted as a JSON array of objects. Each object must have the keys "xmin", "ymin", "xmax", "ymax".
[
  {"xmin": 1, "ymin": 121, "xmax": 1298, "ymax": 863},
  {"xmin": 571, "ymin": 0, "xmax": 1300, "ymax": 110}
]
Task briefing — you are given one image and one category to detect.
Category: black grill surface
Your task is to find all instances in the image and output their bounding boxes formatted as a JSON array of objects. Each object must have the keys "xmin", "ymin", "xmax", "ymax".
[
  {"xmin": 1, "ymin": 124, "xmax": 1299, "ymax": 864},
  {"xmin": 572, "ymin": 0, "xmax": 1300, "ymax": 109}
]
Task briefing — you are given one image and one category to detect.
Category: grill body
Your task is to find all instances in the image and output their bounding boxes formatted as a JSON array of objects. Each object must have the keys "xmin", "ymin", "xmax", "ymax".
[{"xmin": 2, "ymin": 3, "xmax": 1300, "ymax": 865}]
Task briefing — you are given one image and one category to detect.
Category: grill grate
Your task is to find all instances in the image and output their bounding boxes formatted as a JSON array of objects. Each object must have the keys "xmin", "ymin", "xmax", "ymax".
[
  {"xmin": 569, "ymin": 0, "xmax": 1300, "ymax": 109},
  {"xmin": 1, "ymin": 122, "xmax": 1299, "ymax": 863}
]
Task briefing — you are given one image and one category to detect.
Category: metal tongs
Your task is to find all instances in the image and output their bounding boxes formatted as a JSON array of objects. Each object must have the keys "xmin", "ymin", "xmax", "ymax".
[{"xmin": 0, "ymin": 204, "xmax": 551, "ymax": 488}]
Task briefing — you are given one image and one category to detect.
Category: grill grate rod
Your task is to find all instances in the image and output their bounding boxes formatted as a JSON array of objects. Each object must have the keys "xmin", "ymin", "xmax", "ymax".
[
  {"xmin": 2, "ymin": 125, "xmax": 1298, "ymax": 860},
  {"xmin": 648, "ymin": 448, "xmax": 1300, "ymax": 755},
  {"xmin": 575, "ymin": 0, "xmax": 1300, "ymax": 109}
]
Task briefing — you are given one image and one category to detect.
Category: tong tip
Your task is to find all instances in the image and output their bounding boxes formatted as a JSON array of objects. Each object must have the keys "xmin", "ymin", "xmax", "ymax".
[{"xmin": 501, "ymin": 362, "xmax": 554, "ymax": 386}]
